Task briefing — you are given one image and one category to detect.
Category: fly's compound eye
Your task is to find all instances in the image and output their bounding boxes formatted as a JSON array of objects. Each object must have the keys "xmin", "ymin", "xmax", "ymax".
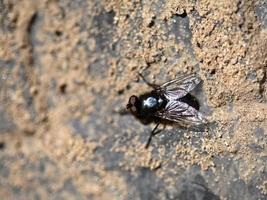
[
  {"xmin": 129, "ymin": 95, "xmax": 137, "ymax": 105},
  {"xmin": 130, "ymin": 105, "xmax": 137, "ymax": 113},
  {"xmin": 127, "ymin": 95, "xmax": 139, "ymax": 115}
]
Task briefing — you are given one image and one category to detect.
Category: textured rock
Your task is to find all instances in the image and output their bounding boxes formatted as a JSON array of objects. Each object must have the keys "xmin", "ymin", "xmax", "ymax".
[{"xmin": 0, "ymin": 0, "xmax": 266, "ymax": 199}]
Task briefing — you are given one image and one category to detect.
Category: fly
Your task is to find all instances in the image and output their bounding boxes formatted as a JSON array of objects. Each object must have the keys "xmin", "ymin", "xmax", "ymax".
[{"xmin": 126, "ymin": 73, "xmax": 207, "ymax": 148}]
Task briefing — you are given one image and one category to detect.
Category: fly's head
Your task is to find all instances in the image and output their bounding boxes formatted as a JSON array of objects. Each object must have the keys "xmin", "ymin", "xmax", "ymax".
[{"xmin": 126, "ymin": 95, "xmax": 140, "ymax": 117}]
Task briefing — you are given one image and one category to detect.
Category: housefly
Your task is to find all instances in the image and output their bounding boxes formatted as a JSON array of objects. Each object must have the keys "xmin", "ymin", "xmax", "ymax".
[{"xmin": 126, "ymin": 73, "xmax": 207, "ymax": 148}]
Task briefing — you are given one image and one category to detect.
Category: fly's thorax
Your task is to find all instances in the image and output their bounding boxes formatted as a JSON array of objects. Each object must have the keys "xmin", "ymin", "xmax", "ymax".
[
  {"xmin": 143, "ymin": 97, "xmax": 158, "ymax": 108},
  {"xmin": 138, "ymin": 93, "xmax": 167, "ymax": 117}
]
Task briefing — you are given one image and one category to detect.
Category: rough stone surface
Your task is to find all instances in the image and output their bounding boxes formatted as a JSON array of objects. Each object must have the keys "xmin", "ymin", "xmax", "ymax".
[{"xmin": 0, "ymin": 0, "xmax": 266, "ymax": 199}]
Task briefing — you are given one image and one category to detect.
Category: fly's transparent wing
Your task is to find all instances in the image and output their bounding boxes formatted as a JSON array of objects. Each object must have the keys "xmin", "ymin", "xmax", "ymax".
[
  {"xmin": 155, "ymin": 100, "xmax": 207, "ymax": 127},
  {"xmin": 157, "ymin": 74, "xmax": 201, "ymax": 100}
]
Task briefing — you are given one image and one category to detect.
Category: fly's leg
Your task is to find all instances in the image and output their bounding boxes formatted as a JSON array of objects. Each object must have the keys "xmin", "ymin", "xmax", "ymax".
[
  {"xmin": 145, "ymin": 123, "xmax": 160, "ymax": 149},
  {"xmin": 138, "ymin": 73, "xmax": 159, "ymax": 89}
]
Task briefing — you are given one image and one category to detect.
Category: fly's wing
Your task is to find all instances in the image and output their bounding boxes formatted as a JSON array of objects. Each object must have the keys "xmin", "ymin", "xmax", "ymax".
[
  {"xmin": 157, "ymin": 74, "xmax": 201, "ymax": 100},
  {"xmin": 155, "ymin": 100, "xmax": 207, "ymax": 128}
]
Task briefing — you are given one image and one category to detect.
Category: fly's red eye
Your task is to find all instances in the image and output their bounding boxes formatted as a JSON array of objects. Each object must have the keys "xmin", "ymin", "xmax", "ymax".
[
  {"xmin": 129, "ymin": 96, "xmax": 137, "ymax": 105},
  {"xmin": 130, "ymin": 106, "xmax": 137, "ymax": 113}
]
